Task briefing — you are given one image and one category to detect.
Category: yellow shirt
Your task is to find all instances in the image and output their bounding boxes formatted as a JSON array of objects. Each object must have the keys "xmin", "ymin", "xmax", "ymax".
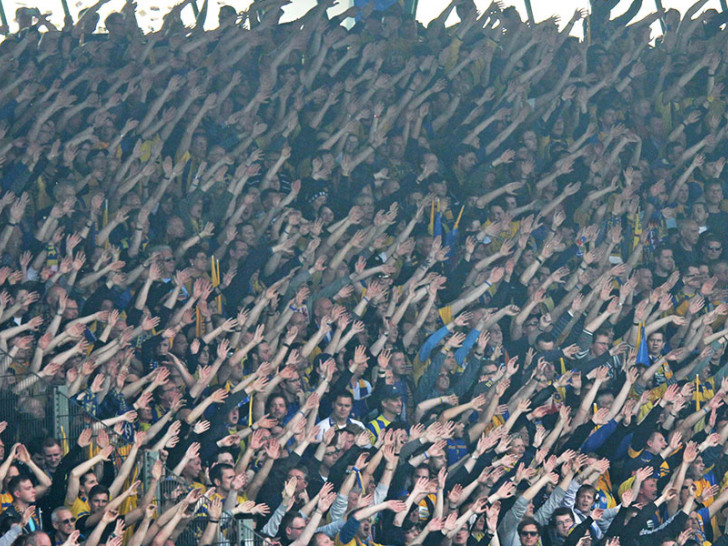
[{"xmin": 67, "ymin": 496, "xmax": 90, "ymax": 518}]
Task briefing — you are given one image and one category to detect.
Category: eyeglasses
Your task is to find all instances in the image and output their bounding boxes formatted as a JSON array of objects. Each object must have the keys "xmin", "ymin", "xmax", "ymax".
[
  {"xmin": 60, "ymin": 517, "xmax": 76, "ymax": 524},
  {"xmin": 161, "ymin": 257, "xmax": 175, "ymax": 262},
  {"xmin": 520, "ymin": 531, "xmax": 539, "ymax": 537},
  {"xmin": 707, "ymin": 246, "xmax": 722, "ymax": 251}
]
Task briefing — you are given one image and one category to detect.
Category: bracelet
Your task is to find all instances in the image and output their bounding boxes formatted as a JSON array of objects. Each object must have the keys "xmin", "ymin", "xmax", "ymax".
[
  {"xmin": 386, "ymin": 466, "xmax": 395, "ymax": 471},
  {"xmin": 423, "ymin": 453, "xmax": 430, "ymax": 460},
  {"xmin": 363, "ymin": 297, "xmax": 370, "ymax": 303},
  {"xmin": 209, "ymin": 519, "xmax": 220, "ymax": 523},
  {"xmin": 484, "ymin": 281, "xmax": 492, "ymax": 288},
  {"xmin": 8, "ymin": 222, "xmax": 17, "ymax": 226},
  {"xmin": 535, "ymin": 256, "xmax": 543, "ymax": 264}
]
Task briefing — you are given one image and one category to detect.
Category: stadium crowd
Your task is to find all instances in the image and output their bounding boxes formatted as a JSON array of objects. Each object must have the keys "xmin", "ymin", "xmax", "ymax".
[{"xmin": 4, "ymin": 0, "xmax": 728, "ymax": 544}]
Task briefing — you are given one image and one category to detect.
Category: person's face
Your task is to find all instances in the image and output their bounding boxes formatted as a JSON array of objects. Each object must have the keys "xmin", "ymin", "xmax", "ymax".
[
  {"xmin": 490, "ymin": 205, "xmax": 506, "ymax": 223},
  {"xmin": 283, "ymin": 373, "xmax": 302, "ymax": 395},
  {"xmin": 172, "ymin": 334, "xmax": 189, "ymax": 356},
  {"xmin": 636, "ymin": 269, "xmax": 653, "ymax": 291},
  {"xmin": 269, "ymin": 397, "xmax": 287, "ymax": 420},
  {"xmin": 576, "ymin": 490, "xmax": 595, "ymax": 512},
  {"xmin": 287, "ymin": 469, "xmax": 308, "ymax": 494},
  {"xmin": 2, "ymin": 466, "xmax": 18, "ymax": 491},
  {"xmin": 453, "ymin": 528, "xmax": 469, "ymax": 545},
  {"xmin": 217, "ymin": 452, "xmax": 234, "ymax": 466},
  {"xmin": 389, "ymin": 136, "xmax": 405, "ymax": 159},
  {"xmin": 90, "ymin": 493, "xmax": 109, "ymax": 513},
  {"xmin": 390, "ymin": 352, "xmax": 407, "ymax": 376},
  {"xmin": 80, "ymin": 472, "xmax": 98, "ymax": 495},
  {"xmin": 640, "ymin": 477, "xmax": 658, "ymax": 500},
  {"xmin": 522, "ymin": 131, "xmax": 538, "ymax": 151},
  {"xmin": 63, "ymin": 299, "xmax": 79, "ymax": 320},
  {"xmin": 356, "ymin": 197, "xmax": 375, "ymax": 221},
  {"xmin": 167, "ymin": 217, "xmax": 186, "ymax": 239},
  {"xmin": 481, "ymin": 364, "xmax": 499, "ymax": 382},
  {"xmin": 656, "ymin": 250, "xmax": 674, "ymax": 272},
  {"xmin": 519, "ymin": 524, "xmax": 540, "ymax": 546},
  {"xmin": 230, "ymin": 240, "xmax": 250, "ymax": 262},
  {"xmin": 156, "ymin": 249, "xmax": 176, "ymax": 276},
  {"xmin": 216, "ymin": 468, "xmax": 236, "ymax": 493},
  {"xmin": 53, "ymin": 509, "xmax": 76, "ymax": 536},
  {"xmin": 591, "ymin": 335, "xmax": 610, "ymax": 356},
  {"xmin": 435, "ymin": 370, "xmax": 451, "ymax": 391},
  {"xmin": 460, "ymin": 152, "xmax": 477, "ymax": 172},
  {"xmin": 318, "ymin": 207, "xmax": 335, "ymax": 226},
  {"xmin": 489, "ymin": 325, "xmax": 503, "ymax": 346},
  {"xmin": 554, "ymin": 514, "xmax": 574, "ymax": 537},
  {"xmin": 382, "ymin": 396, "xmax": 403, "ymax": 416},
  {"xmin": 256, "ymin": 341, "xmax": 272, "ymax": 362},
  {"xmin": 44, "ymin": 444, "xmax": 62, "ymax": 470},
  {"xmin": 509, "ymin": 437, "xmax": 526, "ymax": 457},
  {"xmin": 159, "ymin": 382, "xmax": 180, "ymax": 405},
  {"xmin": 647, "ymin": 432, "xmax": 667, "ymax": 453},
  {"xmin": 322, "ymin": 445, "xmax": 342, "ymax": 468},
  {"xmin": 690, "ymin": 455, "xmax": 705, "ymax": 477},
  {"xmin": 676, "ymin": 184, "xmax": 689, "ymax": 204},
  {"xmin": 707, "ymin": 184, "xmax": 724, "ymax": 203},
  {"xmin": 184, "ymin": 456, "xmax": 202, "ymax": 479},
  {"xmin": 314, "ymin": 299, "xmax": 334, "ymax": 323},
  {"xmin": 191, "ymin": 135, "xmax": 208, "ymax": 158},
  {"xmin": 681, "ymin": 222, "xmax": 700, "ymax": 246},
  {"xmin": 333, "ymin": 396, "xmax": 353, "ymax": 421},
  {"xmin": 226, "ymin": 407, "xmax": 239, "ymax": 426},
  {"xmin": 704, "ymin": 241, "xmax": 723, "ymax": 260},
  {"xmin": 14, "ymin": 479, "xmax": 36, "ymax": 504},
  {"xmin": 647, "ymin": 333, "xmax": 665, "ymax": 355}
]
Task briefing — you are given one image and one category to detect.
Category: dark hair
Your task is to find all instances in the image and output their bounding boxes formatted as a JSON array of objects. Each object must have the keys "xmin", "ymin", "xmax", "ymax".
[
  {"xmin": 333, "ymin": 391, "xmax": 354, "ymax": 404},
  {"xmin": 80, "ymin": 471, "xmax": 96, "ymax": 486},
  {"xmin": 88, "ymin": 484, "xmax": 110, "ymax": 501},
  {"xmin": 210, "ymin": 463, "xmax": 234, "ymax": 485},
  {"xmin": 551, "ymin": 507, "xmax": 574, "ymax": 524},
  {"xmin": 517, "ymin": 517, "xmax": 540, "ymax": 536},
  {"xmin": 7, "ymin": 475, "xmax": 31, "ymax": 497},
  {"xmin": 654, "ymin": 245, "xmax": 673, "ymax": 259},
  {"xmin": 535, "ymin": 332, "xmax": 556, "ymax": 346},
  {"xmin": 42, "ymin": 437, "xmax": 61, "ymax": 450},
  {"xmin": 266, "ymin": 394, "xmax": 287, "ymax": 413}
]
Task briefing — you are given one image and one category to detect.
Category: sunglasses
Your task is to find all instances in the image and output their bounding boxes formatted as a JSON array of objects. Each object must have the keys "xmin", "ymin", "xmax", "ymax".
[
  {"xmin": 520, "ymin": 531, "xmax": 539, "ymax": 537},
  {"xmin": 60, "ymin": 517, "xmax": 76, "ymax": 524}
]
